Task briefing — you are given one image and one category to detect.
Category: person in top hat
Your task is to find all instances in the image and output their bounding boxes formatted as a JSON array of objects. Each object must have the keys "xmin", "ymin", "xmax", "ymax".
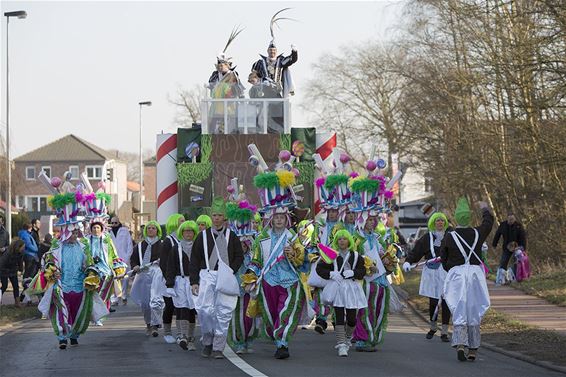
[
  {"xmin": 189, "ymin": 197, "xmax": 244, "ymax": 359},
  {"xmin": 440, "ymin": 198, "xmax": 494, "ymax": 362}
]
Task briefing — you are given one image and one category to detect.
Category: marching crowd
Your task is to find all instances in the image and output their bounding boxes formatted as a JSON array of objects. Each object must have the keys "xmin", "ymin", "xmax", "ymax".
[{"xmin": 0, "ymin": 145, "xmax": 532, "ymax": 365}]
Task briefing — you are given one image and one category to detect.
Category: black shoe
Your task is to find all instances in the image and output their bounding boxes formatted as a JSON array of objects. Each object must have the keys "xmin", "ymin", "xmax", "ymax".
[
  {"xmin": 151, "ymin": 326, "xmax": 159, "ymax": 337},
  {"xmin": 440, "ymin": 334, "xmax": 450, "ymax": 343},
  {"xmin": 179, "ymin": 338, "xmax": 188, "ymax": 350},
  {"xmin": 109, "ymin": 307, "xmax": 116, "ymax": 313},
  {"xmin": 274, "ymin": 346, "xmax": 290, "ymax": 359},
  {"xmin": 59, "ymin": 340, "xmax": 68, "ymax": 350},
  {"xmin": 457, "ymin": 347, "xmax": 467, "ymax": 362},
  {"xmin": 314, "ymin": 324, "xmax": 325, "ymax": 334},
  {"xmin": 70, "ymin": 338, "xmax": 79, "ymax": 346},
  {"xmin": 201, "ymin": 345, "xmax": 213, "ymax": 358},
  {"xmin": 426, "ymin": 330, "xmax": 437, "ymax": 339}
]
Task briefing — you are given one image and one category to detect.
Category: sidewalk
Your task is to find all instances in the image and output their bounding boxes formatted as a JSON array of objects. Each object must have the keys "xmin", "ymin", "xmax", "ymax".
[{"xmin": 488, "ymin": 280, "xmax": 566, "ymax": 334}]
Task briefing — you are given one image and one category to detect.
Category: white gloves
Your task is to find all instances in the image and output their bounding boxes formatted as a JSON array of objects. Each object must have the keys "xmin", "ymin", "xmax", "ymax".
[
  {"xmin": 343, "ymin": 270, "xmax": 354, "ymax": 279},
  {"xmin": 402, "ymin": 262, "xmax": 412, "ymax": 272},
  {"xmin": 291, "ymin": 44, "xmax": 297, "ymax": 51},
  {"xmin": 329, "ymin": 270, "xmax": 343, "ymax": 281},
  {"xmin": 166, "ymin": 288, "xmax": 177, "ymax": 297}
]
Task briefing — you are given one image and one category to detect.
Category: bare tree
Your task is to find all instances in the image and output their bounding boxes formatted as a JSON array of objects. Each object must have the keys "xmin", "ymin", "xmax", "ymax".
[{"xmin": 169, "ymin": 85, "xmax": 204, "ymax": 127}]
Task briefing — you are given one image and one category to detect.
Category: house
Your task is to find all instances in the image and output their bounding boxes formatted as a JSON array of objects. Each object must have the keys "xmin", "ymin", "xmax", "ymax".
[{"xmin": 13, "ymin": 134, "xmax": 129, "ymax": 220}]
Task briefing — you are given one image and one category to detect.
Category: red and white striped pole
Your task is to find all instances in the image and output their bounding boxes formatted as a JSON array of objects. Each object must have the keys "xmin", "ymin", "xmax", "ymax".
[
  {"xmin": 156, "ymin": 133, "xmax": 178, "ymax": 224},
  {"xmin": 314, "ymin": 132, "xmax": 336, "ymax": 217}
]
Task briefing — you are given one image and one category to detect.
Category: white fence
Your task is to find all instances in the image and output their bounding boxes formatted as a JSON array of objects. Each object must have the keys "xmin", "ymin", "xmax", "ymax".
[{"xmin": 200, "ymin": 98, "xmax": 291, "ymax": 134}]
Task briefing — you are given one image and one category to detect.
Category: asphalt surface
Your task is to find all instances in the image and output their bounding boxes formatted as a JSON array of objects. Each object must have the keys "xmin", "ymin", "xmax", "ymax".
[{"xmin": 0, "ymin": 302, "xmax": 563, "ymax": 377}]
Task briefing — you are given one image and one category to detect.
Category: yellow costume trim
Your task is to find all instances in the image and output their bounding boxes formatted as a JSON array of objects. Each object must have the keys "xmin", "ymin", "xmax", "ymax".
[{"xmin": 84, "ymin": 272, "xmax": 101, "ymax": 291}]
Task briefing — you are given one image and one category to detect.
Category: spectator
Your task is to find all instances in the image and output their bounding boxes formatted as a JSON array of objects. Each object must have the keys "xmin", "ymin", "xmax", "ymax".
[
  {"xmin": 38, "ymin": 233, "xmax": 53, "ymax": 263},
  {"xmin": 0, "ymin": 239, "xmax": 24, "ymax": 307},
  {"xmin": 492, "ymin": 212, "xmax": 527, "ymax": 270},
  {"xmin": 109, "ymin": 216, "xmax": 133, "ymax": 305},
  {"xmin": 0, "ymin": 215, "xmax": 9, "ymax": 255},
  {"xmin": 30, "ymin": 218, "xmax": 41, "ymax": 247},
  {"xmin": 18, "ymin": 223, "xmax": 39, "ymax": 302}
]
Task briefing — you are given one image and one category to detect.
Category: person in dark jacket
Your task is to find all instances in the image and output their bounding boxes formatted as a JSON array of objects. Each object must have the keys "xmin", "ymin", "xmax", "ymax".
[
  {"xmin": 0, "ymin": 239, "xmax": 24, "ymax": 307},
  {"xmin": 404, "ymin": 212, "xmax": 452, "ymax": 341},
  {"xmin": 492, "ymin": 212, "xmax": 527, "ymax": 270},
  {"xmin": 0, "ymin": 215, "xmax": 10, "ymax": 255},
  {"xmin": 440, "ymin": 198, "xmax": 494, "ymax": 362},
  {"xmin": 166, "ymin": 221, "xmax": 199, "ymax": 351},
  {"xmin": 38, "ymin": 234, "xmax": 53, "ymax": 263},
  {"xmin": 130, "ymin": 220, "xmax": 164, "ymax": 338},
  {"xmin": 31, "ymin": 219, "xmax": 41, "ymax": 247},
  {"xmin": 18, "ymin": 223, "xmax": 39, "ymax": 302},
  {"xmin": 159, "ymin": 213, "xmax": 185, "ymax": 344},
  {"xmin": 189, "ymin": 197, "xmax": 243, "ymax": 359}
]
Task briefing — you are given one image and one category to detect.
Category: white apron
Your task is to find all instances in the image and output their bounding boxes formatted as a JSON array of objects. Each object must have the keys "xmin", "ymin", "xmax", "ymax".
[
  {"xmin": 163, "ymin": 245, "xmax": 195, "ymax": 309},
  {"xmin": 363, "ymin": 236, "xmax": 387, "ymax": 282},
  {"xmin": 195, "ymin": 229, "xmax": 238, "ymax": 338},
  {"xmin": 419, "ymin": 233, "xmax": 448, "ymax": 299},
  {"xmin": 321, "ymin": 252, "xmax": 367, "ymax": 309},
  {"xmin": 443, "ymin": 229, "xmax": 490, "ymax": 326},
  {"xmin": 129, "ymin": 244, "xmax": 165, "ymax": 325}
]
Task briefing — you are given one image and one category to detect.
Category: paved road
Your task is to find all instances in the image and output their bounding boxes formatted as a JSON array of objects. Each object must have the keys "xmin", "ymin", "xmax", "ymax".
[{"xmin": 0, "ymin": 303, "xmax": 563, "ymax": 377}]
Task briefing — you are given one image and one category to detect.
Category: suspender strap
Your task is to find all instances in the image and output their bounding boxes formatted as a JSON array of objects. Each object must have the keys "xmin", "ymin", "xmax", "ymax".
[{"xmin": 450, "ymin": 229, "xmax": 480, "ymax": 264}]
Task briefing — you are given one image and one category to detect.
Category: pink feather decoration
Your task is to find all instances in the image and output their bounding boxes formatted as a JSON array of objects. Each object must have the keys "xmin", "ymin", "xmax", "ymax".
[
  {"xmin": 384, "ymin": 190, "xmax": 394, "ymax": 199},
  {"xmin": 315, "ymin": 177, "xmax": 326, "ymax": 188},
  {"xmin": 349, "ymin": 172, "xmax": 359, "ymax": 179},
  {"xmin": 239, "ymin": 200, "xmax": 250, "ymax": 209}
]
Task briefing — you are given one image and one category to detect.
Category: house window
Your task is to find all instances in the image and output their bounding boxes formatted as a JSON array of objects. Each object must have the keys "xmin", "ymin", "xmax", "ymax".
[
  {"xmin": 16, "ymin": 196, "xmax": 24, "ymax": 209},
  {"xmin": 41, "ymin": 166, "xmax": 51, "ymax": 178},
  {"xmin": 86, "ymin": 166, "xmax": 103, "ymax": 179},
  {"xmin": 26, "ymin": 166, "xmax": 36, "ymax": 180},
  {"xmin": 24, "ymin": 195, "xmax": 49, "ymax": 212},
  {"xmin": 69, "ymin": 165, "xmax": 80, "ymax": 180}
]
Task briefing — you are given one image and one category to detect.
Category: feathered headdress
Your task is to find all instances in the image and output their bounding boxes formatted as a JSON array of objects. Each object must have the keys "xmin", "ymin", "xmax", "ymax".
[
  {"xmin": 268, "ymin": 8, "xmax": 295, "ymax": 49},
  {"xmin": 226, "ymin": 177, "xmax": 258, "ymax": 237},
  {"xmin": 313, "ymin": 148, "xmax": 353, "ymax": 211},
  {"xmin": 217, "ymin": 25, "xmax": 244, "ymax": 65}
]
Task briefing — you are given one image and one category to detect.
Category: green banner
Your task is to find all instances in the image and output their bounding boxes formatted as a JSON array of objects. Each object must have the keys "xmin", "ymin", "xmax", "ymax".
[{"xmin": 291, "ymin": 127, "xmax": 316, "ymax": 162}]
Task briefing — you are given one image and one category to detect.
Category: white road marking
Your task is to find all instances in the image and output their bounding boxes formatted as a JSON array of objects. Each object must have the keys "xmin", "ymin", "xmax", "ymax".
[{"xmin": 223, "ymin": 346, "xmax": 268, "ymax": 377}]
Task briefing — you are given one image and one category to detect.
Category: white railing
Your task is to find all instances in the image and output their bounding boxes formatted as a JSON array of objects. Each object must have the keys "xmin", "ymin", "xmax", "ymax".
[{"xmin": 200, "ymin": 98, "xmax": 291, "ymax": 135}]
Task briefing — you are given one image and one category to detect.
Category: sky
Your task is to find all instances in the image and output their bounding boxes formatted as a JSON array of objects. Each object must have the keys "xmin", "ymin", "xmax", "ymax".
[{"xmin": 1, "ymin": 0, "xmax": 405, "ymax": 157}]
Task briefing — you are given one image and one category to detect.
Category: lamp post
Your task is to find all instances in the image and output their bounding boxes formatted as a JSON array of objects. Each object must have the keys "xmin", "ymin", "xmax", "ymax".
[
  {"xmin": 138, "ymin": 101, "xmax": 152, "ymax": 214},
  {"xmin": 4, "ymin": 10, "xmax": 27, "ymax": 237}
]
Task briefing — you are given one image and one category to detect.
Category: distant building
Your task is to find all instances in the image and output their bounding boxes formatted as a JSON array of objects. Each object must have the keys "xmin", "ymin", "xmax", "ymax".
[{"xmin": 13, "ymin": 134, "xmax": 129, "ymax": 220}]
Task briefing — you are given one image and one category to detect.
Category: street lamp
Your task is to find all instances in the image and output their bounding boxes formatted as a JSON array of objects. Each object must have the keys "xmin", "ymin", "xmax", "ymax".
[
  {"xmin": 138, "ymin": 101, "xmax": 152, "ymax": 214},
  {"xmin": 4, "ymin": 10, "xmax": 27, "ymax": 237}
]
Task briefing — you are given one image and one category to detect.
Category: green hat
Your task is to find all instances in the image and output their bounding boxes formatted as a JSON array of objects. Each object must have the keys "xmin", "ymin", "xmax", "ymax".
[
  {"xmin": 196, "ymin": 214, "xmax": 212, "ymax": 229},
  {"xmin": 211, "ymin": 197, "xmax": 226, "ymax": 216},
  {"xmin": 454, "ymin": 197, "xmax": 472, "ymax": 226},
  {"xmin": 428, "ymin": 212, "xmax": 449, "ymax": 232}
]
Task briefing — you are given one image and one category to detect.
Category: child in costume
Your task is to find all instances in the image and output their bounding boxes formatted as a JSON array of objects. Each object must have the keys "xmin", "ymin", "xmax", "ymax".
[
  {"xmin": 404, "ymin": 212, "xmax": 451, "ymax": 341},
  {"xmin": 310, "ymin": 149, "xmax": 352, "ymax": 334},
  {"xmin": 316, "ymin": 229, "xmax": 367, "ymax": 357},
  {"xmin": 165, "ymin": 220, "xmax": 198, "ymax": 351},
  {"xmin": 130, "ymin": 220, "xmax": 164, "ymax": 337},
  {"xmin": 196, "ymin": 214, "xmax": 212, "ymax": 233},
  {"xmin": 242, "ymin": 146, "xmax": 309, "ymax": 360},
  {"xmin": 440, "ymin": 198, "xmax": 494, "ymax": 362},
  {"xmin": 349, "ymin": 160, "xmax": 394, "ymax": 352},
  {"xmin": 225, "ymin": 182, "xmax": 260, "ymax": 354},
  {"xmin": 189, "ymin": 197, "xmax": 244, "ymax": 359},
  {"xmin": 160, "ymin": 213, "xmax": 185, "ymax": 344}
]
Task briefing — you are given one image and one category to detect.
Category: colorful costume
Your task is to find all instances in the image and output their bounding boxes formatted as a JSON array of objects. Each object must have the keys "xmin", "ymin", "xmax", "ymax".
[
  {"xmin": 84, "ymin": 233, "xmax": 119, "ymax": 310},
  {"xmin": 243, "ymin": 145, "xmax": 309, "ymax": 359},
  {"xmin": 225, "ymin": 182, "xmax": 260, "ymax": 354}
]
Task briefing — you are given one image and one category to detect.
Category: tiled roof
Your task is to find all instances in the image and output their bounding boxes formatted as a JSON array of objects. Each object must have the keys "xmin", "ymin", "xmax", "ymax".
[{"xmin": 15, "ymin": 134, "xmax": 117, "ymax": 162}]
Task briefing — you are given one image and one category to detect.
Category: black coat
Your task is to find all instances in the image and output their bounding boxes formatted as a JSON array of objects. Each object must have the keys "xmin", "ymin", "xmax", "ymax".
[
  {"xmin": 130, "ymin": 239, "xmax": 162, "ymax": 269},
  {"xmin": 159, "ymin": 236, "xmax": 179, "ymax": 275},
  {"xmin": 316, "ymin": 251, "xmax": 366, "ymax": 280},
  {"xmin": 406, "ymin": 228, "xmax": 453, "ymax": 264},
  {"xmin": 188, "ymin": 228, "xmax": 243, "ymax": 285},
  {"xmin": 440, "ymin": 209, "xmax": 494, "ymax": 271},
  {"xmin": 165, "ymin": 245, "xmax": 191, "ymax": 288},
  {"xmin": 492, "ymin": 221, "xmax": 527, "ymax": 250},
  {"xmin": 0, "ymin": 226, "xmax": 9, "ymax": 252},
  {"xmin": 0, "ymin": 250, "xmax": 23, "ymax": 277}
]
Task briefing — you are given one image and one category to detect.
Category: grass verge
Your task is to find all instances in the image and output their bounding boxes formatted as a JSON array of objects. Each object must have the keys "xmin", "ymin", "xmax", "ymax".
[
  {"xmin": 510, "ymin": 270, "xmax": 566, "ymax": 307},
  {"xmin": 0, "ymin": 304, "xmax": 41, "ymax": 327},
  {"xmin": 401, "ymin": 270, "xmax": 566, "ymax": 367}
]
